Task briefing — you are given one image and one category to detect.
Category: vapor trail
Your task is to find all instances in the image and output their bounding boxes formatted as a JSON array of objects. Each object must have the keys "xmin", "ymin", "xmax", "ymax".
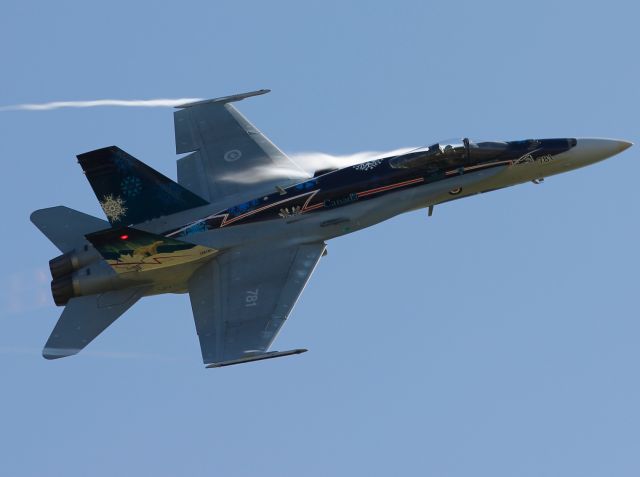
[
  {"xmin": 0, "ymin": 98, "xmax": 203, "ymax": 111},
  {"xmin": 290, "ymin": 147, "xmax": 417, "ymax": 173},
  {"xmin": 216, "ymin": 147, "xmax": 417, "ymax": 184}
]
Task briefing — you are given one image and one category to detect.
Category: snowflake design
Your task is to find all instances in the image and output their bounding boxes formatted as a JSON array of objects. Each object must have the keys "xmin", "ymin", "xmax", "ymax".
[
  {"xmin": 113, "ymin": 155, "xmax": 132, "ymax": 173},
  {"xmin": 100, "ymin": 194, "xmax": 127, "ymax": 222},
  {"xmin": 278, "ymin": 206, "xmax": 302, "ymax": 218},
  {"xmin": 353, "ymin": 159, "xmax": 383, "ymax": 171},
  {"xmin": 121, "ymin": 176, "xmax": 142, "ymax": 197}
]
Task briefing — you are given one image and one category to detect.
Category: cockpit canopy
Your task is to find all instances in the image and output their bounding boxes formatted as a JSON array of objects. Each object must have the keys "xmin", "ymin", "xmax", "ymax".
[{"xmin": 389, "ymin": 138, "xmax": 510, "ymax": 169}]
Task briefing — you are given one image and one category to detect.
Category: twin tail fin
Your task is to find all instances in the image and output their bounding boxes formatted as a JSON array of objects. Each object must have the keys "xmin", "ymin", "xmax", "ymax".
[{"xmin": 77, "ymin": 146, "xmax": 209, "ymax": 226}]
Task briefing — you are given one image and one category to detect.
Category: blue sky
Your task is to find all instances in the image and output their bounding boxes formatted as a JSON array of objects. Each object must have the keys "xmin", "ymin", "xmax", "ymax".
[{"xmin": 1, "ymin": 1, "xmax": 638, "ymax": 476}]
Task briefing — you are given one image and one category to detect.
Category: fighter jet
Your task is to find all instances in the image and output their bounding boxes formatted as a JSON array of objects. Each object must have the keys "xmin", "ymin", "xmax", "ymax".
[{"xmin": 31, "ymin": 89, "xmax": 632, "ymax": 368}]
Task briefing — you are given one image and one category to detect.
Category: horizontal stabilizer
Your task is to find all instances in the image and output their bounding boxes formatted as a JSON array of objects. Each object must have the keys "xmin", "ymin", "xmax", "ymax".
[
  {"xmin": 30, "ymin": 206, "xmax": 109, "ymax": 253},
  {"xmin": 85, "ymin": 226, "xmax": 217, "ymax": 274},
  {"xmin": 43, "ymin": 287, "xmax": 147, "ymax": 360},
  {"xmin": 206, "ymin": 349, "xmax": 307, "ymax": 368}
]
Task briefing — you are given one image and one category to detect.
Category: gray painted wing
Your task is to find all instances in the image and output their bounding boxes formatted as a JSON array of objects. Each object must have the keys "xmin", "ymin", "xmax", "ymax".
[
  {"xmin": 43, "ymin": 286, "xmax": 148, "ymax": 359},
  {"xmin": 174, "ymin": 89, "xmax": 306, "ymax": 203},
  {"xmin": 31, "ymin": 206, "xmax": 109, "ymax": 253},
  {"xmin": 187, "ymin": 243, "xmax": 326, "ymax": 365}
]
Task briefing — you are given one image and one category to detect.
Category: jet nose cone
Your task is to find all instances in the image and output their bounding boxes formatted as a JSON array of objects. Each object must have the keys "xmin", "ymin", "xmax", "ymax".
[
  {"xmin": 581, "ymin": 138, "xmax": 633, "ymax": 155},
  {"xmin": 566, "ymin": 138, "xmax": 633, "ymax": 167},
  {"xmin": 616, "ymin": 139, "xmax": 634, "ymax": 152}
]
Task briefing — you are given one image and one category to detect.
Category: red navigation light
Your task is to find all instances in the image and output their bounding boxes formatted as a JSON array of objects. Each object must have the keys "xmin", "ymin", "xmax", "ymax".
[{"xmin": 120, "ymin": 234, "xmax": 129, "ymax": 240}]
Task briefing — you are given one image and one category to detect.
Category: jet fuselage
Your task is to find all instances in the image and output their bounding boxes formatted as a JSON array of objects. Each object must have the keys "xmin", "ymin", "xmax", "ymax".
[
  {"xmin": 32, "ymin": 87, "xmax": 634, "ymax": 366},
  {"xmin": 51, "ymin": 137, "xmax": 632, "ymax": 302},
  {"xmin": 33, "ymin": 130, "xmax": 632, "ymax": 365},
  {"xmin": 164, "ymin": 137, "xmax": 630, "ymax": 250}
]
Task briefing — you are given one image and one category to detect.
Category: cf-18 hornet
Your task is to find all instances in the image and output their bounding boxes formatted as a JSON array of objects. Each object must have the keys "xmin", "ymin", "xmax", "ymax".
[{"xmin": 31, "ymin": 89, "xmax": 633, "ymax": 368}]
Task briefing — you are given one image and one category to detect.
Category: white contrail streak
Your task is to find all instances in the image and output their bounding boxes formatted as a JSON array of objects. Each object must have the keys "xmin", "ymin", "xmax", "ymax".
[
  {"xmin": 217, "ymin": 147, "xmax": 417, "ymax": 184},
  {"xmin": 290, "ymin": 147, "xmax": 417, "ymax": 173},
  {"xmin": 0, "ymin": 98, "xmax": 203, "ymax": 111}
]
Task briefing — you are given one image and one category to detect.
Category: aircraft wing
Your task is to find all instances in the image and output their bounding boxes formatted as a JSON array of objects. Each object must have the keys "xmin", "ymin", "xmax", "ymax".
[
  {"xmin": 174, "ymin": 89, "xmax": 307, "ymax": 204},
  {"xmin": 187, "ymin": 242, "xmax": 326, "ymax": 367}
]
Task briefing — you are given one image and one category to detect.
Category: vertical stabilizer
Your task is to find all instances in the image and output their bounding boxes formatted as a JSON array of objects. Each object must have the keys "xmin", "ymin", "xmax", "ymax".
[{"xmin": 77, "ymin": 146, "xmax": 209, "ymax": 226}]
